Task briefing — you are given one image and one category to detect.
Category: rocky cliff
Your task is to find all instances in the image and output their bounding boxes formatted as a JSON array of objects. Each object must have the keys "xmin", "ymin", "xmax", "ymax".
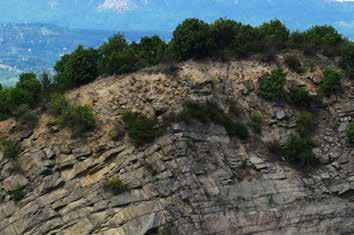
[{"xmin": 0, "ymin": 54, "xmax": 353, "ymax": 235}]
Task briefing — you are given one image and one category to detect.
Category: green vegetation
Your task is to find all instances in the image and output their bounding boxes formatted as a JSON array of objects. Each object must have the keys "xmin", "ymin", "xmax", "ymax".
[
  {"xmin": 0, "ymin": 139, "xmax": 20, "ymax": 159},
  {"xmin": 258, "ymin": 69, "xmax": 287, "ymax": 101},
  {"xmin": 341, "ymin": 42, "xmax": 354, "ymax": 80},
  {"xmin": 346, "ymin": 122, "xmax": 354, "ymax": 143},
  {"xmin": 282, "ymin": 134, "xmax": 318, "ymax": 169},
  {"xmin": 284, "ymin": 55, "xmax": 303, "ymax": 73},
  {"xmin": 54, "ymin": 45, "xmax": 99, "ymax": 90},
  {"xmin": 318, "ymin": 69, "xmax": 342, "ymax": 96},
  {"xmin": 13, "ymin": 104, "xmax": 38, "ymax": 129},
  {"xmin": 8, "ymin": 186, "xmax": 25, "ymax": 202},
  {"xmin": 170, "ymin": 18, "xmax": 213, "ymax": 60},
  {"xmin": 104, "ymin": 176, "xmax": 128, "ymax": 194},
  {"xmin": 295, "ymin": 111, "xmax": 314, "ymax": 137},
  {"xmin": 122, "ymin": 111, "xmax": 159, "ymax": 146},
  {"xmin": 49, "ymin": 95, "xmax": 95, "ymax": 134},
  {"xmin": 287, "ymin": 86, "xmax": 311, "ymax": 106},
  {"xmin": 248, "ymin": 111, "xmax": 263, "ymax": 134},
  {"xmin": 177, "ymin": 101, "xmax": 249, "ymax": 140}
]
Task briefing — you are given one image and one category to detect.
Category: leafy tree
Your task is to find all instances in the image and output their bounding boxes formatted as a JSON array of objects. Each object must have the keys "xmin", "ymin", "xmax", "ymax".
[
  {"xmin": 54, "ymin": 45, "xmax": 99, "ymax": 90},
  {"xmin": 16, "ymin": 72, "xmax": 42, "ymax": 103},
  {"xmin": 259, "ymin": 69, "xmax": 287, "ymax": 101},
  {"xmin": 282, "ymin": 134, "xmax": 318, "ymax": 169},
  {"xmin": 318, "ymin": 69, "xmax": 342, "ymax": 96},
  {"xmin": 170, "ymin": 18, "xmax": 214, "ymax": 60},
  {"xmin": 302, "ymin": 25, "xmax": 343, "ymax": 56},
  {"xmin": 136, "ymin": 36, "xmax": 167, "ymax": 66},
  {"xmin": 257, "ymin": 19, "xmax": 289, "ymax": 49},
  {"xmin": 232, "ymin": 24, "xmax": 261, "ymax": 57},
  {"xmin": 341, "ymin": 41, "xmax": 354, "ymax": 79},
  {"xmin": 98, "ymin": 34, "xmax": 139, "ymax": 75},
  {"xmin": 211, "ymin": 18, "xmax": 241, "ymax": 50}
]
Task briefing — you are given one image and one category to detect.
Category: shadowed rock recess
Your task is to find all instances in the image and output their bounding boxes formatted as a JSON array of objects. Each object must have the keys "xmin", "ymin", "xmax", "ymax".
[{"xmin": 0, "ymin": 55, "xmax": 354, "ymax": 235}]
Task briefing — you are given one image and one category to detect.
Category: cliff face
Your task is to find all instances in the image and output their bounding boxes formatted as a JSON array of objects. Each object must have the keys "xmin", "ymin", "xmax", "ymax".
[{"xmin": 0, "ymin": 54, "xmax": 353, "ymax": 235}]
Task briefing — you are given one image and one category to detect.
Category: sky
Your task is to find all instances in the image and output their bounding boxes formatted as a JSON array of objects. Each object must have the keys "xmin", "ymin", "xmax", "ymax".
[{"xmin": 0, "ymin": 0, "xmax": 354, "ymax": 37}]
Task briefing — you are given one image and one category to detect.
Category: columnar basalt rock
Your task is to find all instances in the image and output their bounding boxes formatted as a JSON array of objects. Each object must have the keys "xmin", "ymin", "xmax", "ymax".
[{"xmin": 0, "ymin": 57, "xmax": 353, "ymax": 235}]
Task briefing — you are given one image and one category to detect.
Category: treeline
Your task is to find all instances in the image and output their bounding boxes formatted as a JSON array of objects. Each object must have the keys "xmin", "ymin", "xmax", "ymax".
[{"xmin": 1, "ymin": 18, "xmax": 354, "ymax": 120}]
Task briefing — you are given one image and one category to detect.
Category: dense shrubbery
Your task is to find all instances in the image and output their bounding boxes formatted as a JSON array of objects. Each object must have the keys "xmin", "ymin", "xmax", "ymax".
[
  {"xmin": 284, "ymin": 55, "xmax": 303, "ymax": 73},
  {"xmin": 248, "ymin": 112, "xmax": 263, "ymax": 134},
  {"xmin": 341, "ymin": 42, "xmax": 354, "ymax": 80},
  {"xmin": 104, "ymin": 176, "xmax": 128, "ymax": 194},
  {"xmin": 282, "ymin": 134, "xmax": 318, "ymax": 169},
  {"xmin": 346, "ymin": 122, "xmax": 354, "ymax": 143},
  {"xmin": 0, "ymin": 139, "xmax": 20, "ymax": 159},
  {"xmin": 287, "ymin": 86, "xmax": 311, "ymax": 106},
  {"xmin": 258, "ymin": 69, "xmax": 287, "ymax": 101},
  {"xmin": 49, "ymin": 95, "xmax": 95, "ymax": 134},
  {"xmin": 121, "ymin": 111, "xmax": 159, "ymax": 146},
  {"xmin": 177, "ymin": 101, "xmax": 249, "ymax": 140},
  {"xmin": 295, "ymin": 111, "xmax": 314, "ymax": 137},
  {"xmin": 318, "ymin": 69, "xmax": 342, "ymax": 96}
]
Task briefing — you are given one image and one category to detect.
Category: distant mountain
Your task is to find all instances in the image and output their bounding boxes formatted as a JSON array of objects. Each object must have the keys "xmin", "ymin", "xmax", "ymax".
[{"xmin": 0, "ymin": 23, "xmax": 171, "ymax": 85}]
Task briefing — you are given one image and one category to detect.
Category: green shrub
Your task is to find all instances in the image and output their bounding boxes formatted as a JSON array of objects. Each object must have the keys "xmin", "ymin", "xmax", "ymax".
[
  {"xmin": 295, "ymin": 111, "xmax": 314, "ymax": 137},
  {"xmin": 13, "ymin": 104, "xmax": 38, "ymax": 129},
  {"xmin": 54, "ymin": 45, "xmax": 99, "ymax": 90},
  {"xmin": 136, "ymin": 35, "xmax": 167, "ymax": 67},
  {"xmin": 282, "ymin": 134, "xmax": 318, "ymax": 169},
  {"xmin": 122, "ymin": 111, "xmax": 159, "ymax": 146},
  {"xmin": 257, "ymin": 19, "xmax": 289, "ymax": 50},
  {"xmin": 49, "ymin": 95, "xmax": 95, "ymax": 134},
  {"xmin": 341, "ymin": 42, "xmax": 354, "ymax": 80},
  {"xmin": 224, "ymin": 120, "xmax": 249, "ymax": 140},
  {"xmin": 170, "ymin": 18, "xmax": 214, "ymax": 60},
  {"xmin": 8, "ymin": 186, "xmax": 25, "ymax": 202},
  {"xmin": 284, "ymin": 55, "xmax": 303, "ymax": 73},
  {"xmin": 177, "ymin": 101, "xmax": 249, "ymax": 140},
  {"xmin": 104, "ymin": 176, "xmax": 128, "ymax": 194},
  {"xmin": 248, "ymin": 112, "xmax": 263, "ymax": 134},
  {"xmin": 259, "ymin": 69, "xmax": 287, "ymax": 101},
  {"xmin": 318, "ymin": 69, "xmax": 342, "ymax": 96},
  {"xmin": 0, "ymin": 139, "xmax": 20, "ymax": 159},
  {"xmin": 287, "ymin": 86, "xmax": 311, "ymax": 106},
  {"xmin": 346, "ymin": 122, "xmax": 354, "ymax": 143}
]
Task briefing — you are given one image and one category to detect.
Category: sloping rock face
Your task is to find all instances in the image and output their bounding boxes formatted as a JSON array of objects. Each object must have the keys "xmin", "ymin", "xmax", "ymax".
[{"xmin": 0, "ymin": 56, "xmax": 354, "ymax": 235}]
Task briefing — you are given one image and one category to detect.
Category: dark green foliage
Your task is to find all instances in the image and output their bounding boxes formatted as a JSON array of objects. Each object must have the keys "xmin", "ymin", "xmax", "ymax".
[
  {"xmin": 282, "ymin": 134, "xmax": 318, "ymax": 169},
  {"xmin": 287, "ymin": 86, "xmax": 311, "ymax": 106},
  {"xmin": 318, "ymin": 69, "xmax": 342, "ymax": 96},
  {"xmin": 122, "ymin": 111, "xmax": 159, "ymax": 146},
  {"xmin": 346, "ymin": 122, "xmax": 354, "ymax": 143},
  {"xmin": 258, "ymin": 69, "xmax": 287, "ymax": 101},
  {"xmin": 136, "ymin": 36, "xmax": 167, "ymax": 67},
  {"xmin": 17, "ymin": 72, "xmax": 43, "ymax": 102},
  {"xmin": 49, "ymin": 95, "xmax": 95, "ymax": 134},
  {"xmin": 257, "ymin": 19, "xmax": 289, "ymax": 50},
  {"xmin": 210, "ymin": 18, "xmax": 241, "ymax": 50},
  {"xmin": 98, "ymin": 34, "xmax": 139, "ymax": 75},
  {"xmin": 54, "ymin": 45, "xmax": 99, "ymax": 90},
  {"xmin": 248, "ymin": 112, "xmax": 263, "ymax": 134},
  {"xmin": 14, "ymin": 104, "xmax": 38, "ymax": 129},
  {"xmin": 232, "ymin": 24, "xmax": 261, "ymax": 57},
  {"xmin": 341, "ymin": 42, "xmax": 354, "ymax": 80},
  {"xmin": 295, "ymin": 111, "xmax": 314, "ymax": 137},
  {"xmin": 170, "ymin": 18, "xmax": 214, "ymax": 60},
  {"xmin": 104, "ymin": 176, "xmax": 128, "ymax": 194},
  {"xmin": 284, "ymin": 55, "xmax": 303, "ymax": 73},
  {"xmin": 0, "ymin": 139, "xmax": 20, "ymax": 159},
  {"xmin": 39, "ymin": 72, "xmax": 53, "ymax": 95},
  {"xmin": 177, "ymin": 101, "xmax": 249, "ymax": 140},
  {"xmin": 8, "ymin": 186, "xmax": 25, "ymax": 202},
  {"xmin": 299, "ymin": 25, "xmax": 343, "ymax": 57}
]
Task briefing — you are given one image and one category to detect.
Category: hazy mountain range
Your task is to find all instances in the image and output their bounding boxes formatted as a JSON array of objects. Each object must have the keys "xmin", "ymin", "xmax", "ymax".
[
  {"xmin": 0, "ymin": 0, "xmax": 354, "ymax": 85},
  {"xmin": 0, "ymin": 23, "xmax": 171, "ymax": 86}
]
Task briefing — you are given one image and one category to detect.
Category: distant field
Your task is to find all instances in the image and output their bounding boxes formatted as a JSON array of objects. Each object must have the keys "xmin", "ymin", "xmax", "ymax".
[{"xmin": 0, "ymin": 23, "xmax": 171, "ymax": 86}]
